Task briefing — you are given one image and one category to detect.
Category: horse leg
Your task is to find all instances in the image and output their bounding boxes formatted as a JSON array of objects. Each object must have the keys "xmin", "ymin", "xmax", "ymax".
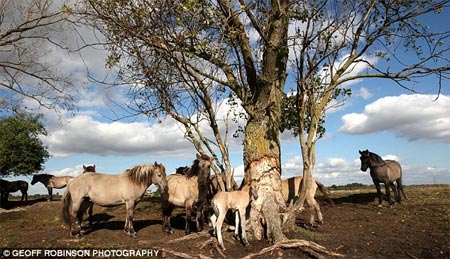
[
  {"xmin": 20, "ymin": 191, "xmax": 25, "ymax": 202},
  {"xmin": 185, "ymin": 204, "xmax": 192, "ymax": 235},
  {"xmin": 124, "ymin": 201, "xmax": 136, "ymax": 237},
  {"xmin": 69, "ymin": 199, "xmax": 83, "ymax": 237},
  {"xmin": 47, "ymin": 187, "xmax": 53, "ymax": 201},
  {"xmin": 373, "ymin": 180, "xmax": 383, "ymax": 207},
  {"xmin": 238, "ymin": 208, "xmax": 249, "ymax": 246},
  {"xmin": 210, "ymin": 214, "xmax": 217, "ymax": 236},
  {"xmin": 195, "ymin": 208, "xmax": 203, "ymax": 232},
  {"xmin": 384, "ymin": 182, "xmax": 394, "ymax": 207},
  {"xmin": 215, "ymin": 208, "xmax": 227, "ymax": 250},
  {"xmin": 88, "ymin": 203, "xmax": 93, "ymax": 226},
  {"xmin": 390, "ymin": 181, "xmax": 399, "ymax": 203},
  {"xmin": 162, "ymin": 204, "xmax": 174, "ymax": 234}
]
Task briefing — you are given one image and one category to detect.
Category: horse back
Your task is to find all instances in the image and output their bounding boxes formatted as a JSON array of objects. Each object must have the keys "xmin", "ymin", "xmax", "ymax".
[{"xmin": 167, "ymin": 174, "xmax": 198, "ymax": 206}]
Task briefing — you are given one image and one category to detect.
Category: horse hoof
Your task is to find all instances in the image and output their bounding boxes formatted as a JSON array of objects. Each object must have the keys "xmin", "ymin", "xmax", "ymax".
[
  {"xmin": 377, "ymin": 204, "xmax": 383, "ymax": 208},
  {"xmin": 164, "ymin": 229, "xmax": 173, "ymax": 234}
]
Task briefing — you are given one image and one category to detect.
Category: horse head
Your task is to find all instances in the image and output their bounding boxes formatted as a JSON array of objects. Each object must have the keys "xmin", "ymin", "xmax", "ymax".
[
  {"xmin": 359, "ymin": 149, "xmax": 371, "ymax": 172},
  {"xmin": 83, "ymin": 165, "xmax": 96, "ymax": 173},
  {"xmin": 31, "ymin": 175, "xmax": 38, "ymax": 185},
  {"xmin": 190, "ymin": 154, "xmax": 213, "ymax": 180},
  {"xmin": 151, "ymin": 162, "xmax": 168, "ymax": 195}
]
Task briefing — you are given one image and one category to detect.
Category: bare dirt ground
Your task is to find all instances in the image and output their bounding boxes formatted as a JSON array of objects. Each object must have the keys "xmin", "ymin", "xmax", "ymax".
[{"xmin": 1, "ymin": 185, "xmax": 449, "ymax": 258}]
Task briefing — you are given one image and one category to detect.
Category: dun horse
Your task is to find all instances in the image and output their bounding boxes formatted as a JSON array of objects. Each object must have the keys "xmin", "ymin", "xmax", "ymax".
[
  {"xmin": 210, "ymin": 181, "xmax": 258, "ymax": 250},
  {"xmin": 281, "ymin": 176, "xmax": 333, "ymax": 225},
  {"xmin": 0, "ymin": 179, "xmax": 28, "ymax": 205},
  {"xmin": 162, "ymin": 154, "xmax": 213, "ymax": 235},
  {"xmin": 31, "ymin": 174, "xmax": 73, "ymax": 201},
  {"xmin": 61, "ymin": 162, "xmax": 167, "ymax": 237},
  {"xmin": 359, "ymin": 149, "xmax": 407, "ymax": 207}
]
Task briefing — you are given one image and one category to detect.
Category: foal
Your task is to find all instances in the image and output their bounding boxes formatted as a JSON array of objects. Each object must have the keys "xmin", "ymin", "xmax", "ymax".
[{"xmin": 210, "ymin": 181, "xmax": 258, "ymax": 250}]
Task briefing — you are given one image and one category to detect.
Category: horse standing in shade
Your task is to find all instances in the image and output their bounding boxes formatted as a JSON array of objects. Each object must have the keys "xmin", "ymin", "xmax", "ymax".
[
  {"xmin": 62, "ymin": 162, "xmax": 167, "ymax": 237},
  {"xmin": 162, "ymin": 154, "xmax": 213, "ymax": 235},
  {"xmin": 0, "ymin": 179, "xmax": 28, "ymax": 206},
  {"xmin": 281, "ymin": 176, "xmax": 333, "ymax": 225},
  {"xmin": 31, "ymin": 174, "xmax": 73, "ymax": 201},
  {"xmin": 210, "ymin": 181, "xmax": 258, "ymax": 250},
  {"xmin": 359, "ymin": 150, "xmax": 407, "ymax": 207}
]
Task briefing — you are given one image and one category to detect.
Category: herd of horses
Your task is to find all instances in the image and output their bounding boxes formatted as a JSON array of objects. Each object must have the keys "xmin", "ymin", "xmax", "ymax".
[{"xmin": 0, "ymin": 150, "xmax": 406, "ymax": 250}]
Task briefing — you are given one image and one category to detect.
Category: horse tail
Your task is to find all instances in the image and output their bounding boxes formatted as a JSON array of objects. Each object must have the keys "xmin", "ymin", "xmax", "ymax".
[
  {"xmin": 397, "ymin": 177, "xmax": 407, "ymax": 200},
  {"xmin": 61, "ymin": 190, "xmax": 72, "ymax": 225},
  {"xmin": 315, "ymin": 180, "xmax": 334, "ymax": 206}
]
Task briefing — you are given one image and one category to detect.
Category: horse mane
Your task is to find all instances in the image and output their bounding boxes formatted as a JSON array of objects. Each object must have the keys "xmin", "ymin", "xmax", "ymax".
[
  {"xmin": 369, "ymin": 151, "xmax": 385, "ymax": 164},
  {"xmin": 185, "ymin": 155, "xmax": 211, "ymax": 179},
  {"xmin": 126, "ymin": 164, "xmax": 162, "ymax": 186}
]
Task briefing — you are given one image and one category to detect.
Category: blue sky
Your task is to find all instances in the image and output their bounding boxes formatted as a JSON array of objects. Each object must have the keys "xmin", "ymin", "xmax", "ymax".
[{"xmin": 2, "ymin": 2, "xmax": 449, "ymax": 195}]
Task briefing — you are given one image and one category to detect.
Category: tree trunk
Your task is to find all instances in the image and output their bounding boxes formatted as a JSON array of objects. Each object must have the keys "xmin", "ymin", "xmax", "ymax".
[{"xmin": 243, "ymin": 110, "xmax": 288, "ymax": 244}]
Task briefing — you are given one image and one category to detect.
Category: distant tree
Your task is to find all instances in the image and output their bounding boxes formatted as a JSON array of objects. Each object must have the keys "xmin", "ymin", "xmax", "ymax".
[{"xmin": 0, "ymin": 113, "xmax": 49, "ymax": 176}]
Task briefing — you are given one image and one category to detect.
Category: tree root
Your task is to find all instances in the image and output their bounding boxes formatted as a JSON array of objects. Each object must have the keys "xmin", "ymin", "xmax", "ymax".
[
  {"xmin": 157, "ymin": 247, "xmax": 211, "ymax": 259},
  {"xmin": 198, "ymin": 237, "xmax": 227, "ymax": 258},
  {"xmin": 167, "ymin": 231, "xmax": 211, "ymax": 244},
  {"xmin": 240, "ymin": 239, "xmax": 344, "ymax": 259}
]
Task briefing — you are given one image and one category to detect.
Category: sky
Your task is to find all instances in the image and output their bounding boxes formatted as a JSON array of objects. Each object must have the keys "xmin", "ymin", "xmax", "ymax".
[{"xmin": 2, "ymin": 2, "xmax": 450, "ymax": 195}]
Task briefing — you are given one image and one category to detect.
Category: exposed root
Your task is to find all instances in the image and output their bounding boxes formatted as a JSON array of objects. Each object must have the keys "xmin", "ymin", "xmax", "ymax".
[
  {"xmin": 198, "ymin": 237, "xmax": 226, "ymax": 258},
  {"xmin": 157, "ymin": 247, "xmax": 211, "ymax": 259},
  {"xmin": 240, "ymin": 239, "xmax": 344, "ymax": 259},
  {"xmin": 167, "ymin": 231, "xmax": 211, "ymax": 244}
]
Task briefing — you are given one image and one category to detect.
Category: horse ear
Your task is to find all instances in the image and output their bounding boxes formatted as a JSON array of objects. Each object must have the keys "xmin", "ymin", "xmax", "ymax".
[
  {"xmin": 359, "ymin": 150, "xmax": 362, "ymax": 154},
  {"xmin": 196, "ymin": 153, "xmax": 201, "ymax": 159},
  {"xmin": 154, "ymin": 161, "xmax": 158, "ymax": 166},
  {"xmin": 93, "ymin": 165, "xmax": 96, "ymax": 170},
  {"xmin": 83, "ymin": 165, "xmax": 86, "ymax": 169}
]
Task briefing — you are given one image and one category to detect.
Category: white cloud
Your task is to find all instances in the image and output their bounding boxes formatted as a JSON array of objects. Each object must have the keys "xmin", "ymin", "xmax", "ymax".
[
  {"xmin": 357, "ymin": 87, "xmax": 373, "ymax": 100},
  {"xmin": 41, "ymin": 115, "xmax": 193, "ymax": 157},
  {"xmin": 340, "ymin": 94, "xmax": 450, "ymax": 142}
]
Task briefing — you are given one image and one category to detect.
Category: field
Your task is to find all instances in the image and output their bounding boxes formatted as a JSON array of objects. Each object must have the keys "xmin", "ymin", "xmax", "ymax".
[{"xmin": 1, "ymin": 185, "xmax": 449, "ymax": 258}]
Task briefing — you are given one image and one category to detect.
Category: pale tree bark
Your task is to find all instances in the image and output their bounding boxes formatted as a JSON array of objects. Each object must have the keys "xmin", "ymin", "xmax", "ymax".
[{"xmin": 241, "ymin": 0, "xmax": 290, "ymax": 243}]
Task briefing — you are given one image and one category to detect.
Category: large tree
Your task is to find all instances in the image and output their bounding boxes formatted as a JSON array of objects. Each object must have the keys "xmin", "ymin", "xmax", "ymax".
[
  {"xmin": 76, "ymin": 0, "xmax": 450, "ymax": 251},
  {"xmin": 0, "ymin": 113, "xmax": 49, "ymax": 176}
]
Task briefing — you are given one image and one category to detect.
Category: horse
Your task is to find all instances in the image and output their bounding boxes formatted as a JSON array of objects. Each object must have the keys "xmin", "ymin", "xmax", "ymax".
[
  {"xmin": 31, "ymin": 174, "xmax": 73, "ymax": 201},
  {"xmin": 0, "ymin": 179, "xmax": 28, "ymax": 205},
  {"xmin": 210, "ymin": 181, "xmax": 258, "ymax": 250},
  {"xmin": 162, "ymin": 154, "xmax": 213, "ymax": 235},
  {"xmin": 359, "ymin": 149, "xmax": 407, "ymax": 207},
  {"xmin": 61, "ymin": 162, "xmax": 167, "ymax": 237},
  {"xmin": 280, "ymin": 176, "xmax": 333, "ymax": 225}
]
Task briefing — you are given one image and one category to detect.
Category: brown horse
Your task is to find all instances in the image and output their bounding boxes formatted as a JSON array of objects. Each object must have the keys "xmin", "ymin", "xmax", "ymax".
[
  {"xmin": 62, "ymin": 162, "xmax": 167, "ymax": 237},
  {"xmin": 359, "ymin": 150, "xmax": 406, "ymax": 207},
  {"xmin": 31, "ymin": 174, "xmax": 73, "ymax": 201},
  {"xmin": 0, "ymin": 179, "xmax": 28, "ymax": 206},
  {"xmin": 281, "ymin": 176, "xmax": 332, "ymax": 225},
  {"xmin": 210, "ymin": 181, "xmax": 258, "ymax": 250},
  {"xmin": 162, "ymin": 154, "xmax": 213, "ymax": 235}
]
